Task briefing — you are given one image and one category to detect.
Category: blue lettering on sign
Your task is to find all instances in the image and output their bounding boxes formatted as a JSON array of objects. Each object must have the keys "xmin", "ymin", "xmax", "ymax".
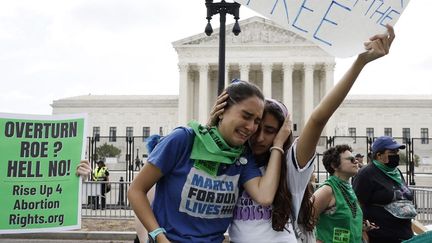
[
  {"xmin": 191, "ymin": 174, "xmax": 234, "ymax": 191},
  {"xmin": 185, "ymin": 199, "xmax": 221, "ymax": 215},
  {"xmin": 292, "ymin": 0, "xmax": 314, "ymax": 33},
  {"xmin": 270, "ymin": 0, "xmax": 290, "ymax": 25},
  {"xmin": 213, "ymin": 180, "xmax": 221, "ymax": 190},
  {"xmin": 314, "ymin": 1, "xmax": 351, "ymax": 46},
  {"xmin": 191, "ymin": 174, "xmax": 204, "ymax": 187},
  {"xmin": 380, "ymin": 9, "xmax": 400, "ymax": 26},
  {"xmin": 353, "ymin": 0, "xmax": 360, "ymax": 7},
  {"xmin": 362, "ymin": 0, "xmax": 400, "ymax": 27},
  {"xmin": 365, "ymin": 0, "xmax": 383, "ymax": 16},
  {"xmin": 204, "ymin": 178, "xmax": 213, "ymax": 189},
  {"xmin": 370, "ymin": 2, "xmax": 391, "ymax": 24}
]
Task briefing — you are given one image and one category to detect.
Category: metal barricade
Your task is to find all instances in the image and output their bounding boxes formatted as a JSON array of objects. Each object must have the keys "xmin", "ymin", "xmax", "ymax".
[
  {"xmin": 81, "ymin": 180, "xmax": 134, "ymax": 219},
  {"xmin": 79, "ymin": 182, "xmax": 432, "ymax": 225},
  {"xmin": 412, "ymin": 186, "xmax": 432, "ymax": 225}
]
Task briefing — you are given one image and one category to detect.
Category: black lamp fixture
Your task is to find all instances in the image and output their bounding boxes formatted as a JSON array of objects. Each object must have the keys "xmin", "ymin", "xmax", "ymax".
[{"xmin": 205, "ymin": 0, "xmax": 241, "ymax": 94}]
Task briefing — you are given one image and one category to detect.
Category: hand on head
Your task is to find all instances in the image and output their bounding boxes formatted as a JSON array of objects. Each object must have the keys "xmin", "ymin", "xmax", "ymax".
[
  {"xmin": 359, "ymin": 24, "xmax": 395, "ymax": 64},
  {"xmin": 76, "ymin": 160, "xmax": 91, "ymax": 178},
  {"xmin": 272, "ymin": 114, "xmax": 292, "ymax": 148},
  {"xmin": 207, "ymin": 91, "xmax": 229, "ymax": 127}
]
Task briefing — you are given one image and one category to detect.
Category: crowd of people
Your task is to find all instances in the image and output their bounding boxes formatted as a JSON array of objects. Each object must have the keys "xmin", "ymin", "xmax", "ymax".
[{"xmin": 76, "ymin": 25, "xmax": 420, "ymax": 243}]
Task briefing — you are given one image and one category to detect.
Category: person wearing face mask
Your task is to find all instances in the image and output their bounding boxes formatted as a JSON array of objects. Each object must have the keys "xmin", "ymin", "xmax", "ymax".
[{"xmin": 353, "ymin": 136, "xmax": 415, "ymax": 243}]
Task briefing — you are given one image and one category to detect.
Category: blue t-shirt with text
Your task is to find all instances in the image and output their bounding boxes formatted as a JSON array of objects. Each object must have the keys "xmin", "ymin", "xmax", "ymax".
[{"xmin": 148, "ymin": 127, "xmax": 261, "ymax": 243}]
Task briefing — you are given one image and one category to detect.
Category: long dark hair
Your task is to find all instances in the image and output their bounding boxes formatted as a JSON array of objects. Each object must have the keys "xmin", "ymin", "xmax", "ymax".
[
  {"xmin": 266, "ymin": 100, "xmax": 315, "ymax": 232},
  {"xmin": 297, "ymin": 180, "xmax": 315, "ymax": 232},
  {"xmin": 258, "ymin": 100, "xmax": 295, "ymax": 231}
]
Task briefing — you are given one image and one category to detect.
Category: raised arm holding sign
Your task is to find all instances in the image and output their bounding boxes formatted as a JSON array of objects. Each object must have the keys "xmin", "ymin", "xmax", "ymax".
[
  {"xmin": 235, "ymin": 0, "xmax": 409, "ymax": 57},
  {"xmin": 129, "ymin": 21, "xmax": 396, "ymax": 242}
]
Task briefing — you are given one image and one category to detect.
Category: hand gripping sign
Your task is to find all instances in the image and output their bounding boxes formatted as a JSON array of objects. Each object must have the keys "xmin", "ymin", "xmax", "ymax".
[{"xmin": 235, "ymin": 0, "xmax": 410, "ymax": 57}]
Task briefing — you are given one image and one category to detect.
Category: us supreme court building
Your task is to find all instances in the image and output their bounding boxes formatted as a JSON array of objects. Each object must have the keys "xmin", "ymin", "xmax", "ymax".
[{"xmin": 52, "ymin": 17, "xmax": 432, "ymax": 163}]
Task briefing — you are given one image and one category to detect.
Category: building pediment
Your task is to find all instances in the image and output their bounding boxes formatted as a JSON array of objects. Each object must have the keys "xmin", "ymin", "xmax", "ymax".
[{"xmin": 173, "ymin": 16, "xmax": 312, "ymax": 47}]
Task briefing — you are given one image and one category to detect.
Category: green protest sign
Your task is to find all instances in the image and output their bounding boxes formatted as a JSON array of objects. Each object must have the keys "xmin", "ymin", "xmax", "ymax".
[{"xmin": 0, "ymin": 113, "xmax": 87, "ymax": 233}]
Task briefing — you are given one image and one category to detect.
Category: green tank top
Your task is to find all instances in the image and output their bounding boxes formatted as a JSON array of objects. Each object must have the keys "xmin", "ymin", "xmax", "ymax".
[{"xmin": 316, "ymin": 176, "xmax": 363, "ymax": 243}]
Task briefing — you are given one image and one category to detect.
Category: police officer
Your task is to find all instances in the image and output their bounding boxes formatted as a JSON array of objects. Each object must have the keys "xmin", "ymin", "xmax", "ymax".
[{"xmin": 93, "ymin": 160, "xmax": 110, "ymax": 209}]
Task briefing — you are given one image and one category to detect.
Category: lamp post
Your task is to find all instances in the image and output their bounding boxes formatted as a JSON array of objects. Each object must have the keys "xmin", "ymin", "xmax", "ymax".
[{"xmin": 205, "ymin": 0, "xmax": 241, "ymax": 95}]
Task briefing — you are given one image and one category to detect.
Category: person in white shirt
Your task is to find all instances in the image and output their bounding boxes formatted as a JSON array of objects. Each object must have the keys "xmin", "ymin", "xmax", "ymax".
[{"xmin": 210, "ymin": 24, "xmax": 395, "ymax": 243}]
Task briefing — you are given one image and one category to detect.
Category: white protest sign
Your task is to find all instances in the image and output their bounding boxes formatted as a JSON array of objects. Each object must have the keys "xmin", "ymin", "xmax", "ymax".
[{"xmin": 235, "ymin": 0, "xmax": 410, "ymax": 57}]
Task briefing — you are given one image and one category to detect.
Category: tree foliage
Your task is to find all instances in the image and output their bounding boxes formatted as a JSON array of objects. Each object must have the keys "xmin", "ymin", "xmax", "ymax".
[
  {"xmin": 399, "ymin": 152, "xmax": 420, "ymax": 167},
  {"xmin": 96, "ymin": 143, "xmax": 121, "ymax": 160}
]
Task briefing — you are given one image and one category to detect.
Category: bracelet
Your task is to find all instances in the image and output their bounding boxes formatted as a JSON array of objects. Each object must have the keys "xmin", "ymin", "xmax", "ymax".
[
  {"xmin": 269, "ymin": 146, "xmax": 284, "ymax": 154},
  {"xmin": 148, "ymin": 227, "xmax": 166, "ymax": 243}
]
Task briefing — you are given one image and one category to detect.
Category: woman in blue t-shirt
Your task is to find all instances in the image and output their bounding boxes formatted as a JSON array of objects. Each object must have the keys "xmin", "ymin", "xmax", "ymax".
[{"xmin": 128, "ymin": 80, "xmax": 292, "ymax": 243}]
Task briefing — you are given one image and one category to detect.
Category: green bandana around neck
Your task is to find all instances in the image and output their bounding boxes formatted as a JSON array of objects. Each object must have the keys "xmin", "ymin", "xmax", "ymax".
[
  {"xmin": 373, "ymin": 160, "xmax": 402, "ymax": 185},
  {"xmin": 328, "ymin": 175, "xmax": 357, "ymax": 203},
  {"xmin": 188, "ymin": 121, "xmax": 244, "ymax": 176}
]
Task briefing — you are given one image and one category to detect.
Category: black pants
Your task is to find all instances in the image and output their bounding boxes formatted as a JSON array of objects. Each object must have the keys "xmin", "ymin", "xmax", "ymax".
[
  {"xmin": 89, "ymin": 196, "xmax": 98, "ymax": 209},
  {"xmin": 369, "ymin": 235, "xmax": 406, "ymax": 243},
  {"xmin": 100, "ymin": 183, "xmax": 106, "ymax": 209},
  {"xmin": 90, "ymin": 185, "xmax": 106, "ymax": 209}
]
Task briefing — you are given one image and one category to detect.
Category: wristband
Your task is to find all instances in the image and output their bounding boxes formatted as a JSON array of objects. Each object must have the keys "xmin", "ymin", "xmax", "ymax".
[
  {"xmin": 148, "ymin": 227, "xmax": 166, "ymax": 243},
  {"xmin": 269, "ymin": 146, "xmax": 284, "ymax": 154}
]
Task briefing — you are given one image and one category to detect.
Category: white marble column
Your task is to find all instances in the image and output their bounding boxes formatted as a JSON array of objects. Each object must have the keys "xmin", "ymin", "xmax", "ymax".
[
  {"xmin": 324, "ymin": 62, "xmax": 335, "ymax": 136},
  {"xmin": 324, "ymin": 62, "xmax": 335, "ymax": 95},
  {"xmin": 239, "ymin": 63, "xmax": 250, "ymax": 81},
  {"xmin": 262, "ymin": 63, "xmax": 273, "ymax": 98},
  {"xmin": 282, "ymin": 62, "xmax": 294, "ymax": 114},
  {"xmin": 303, "ymin": 63, "xmax": 314, "ymax": 123},
  {"xmin": 178, "ymin": 63, "xmax": 189, "ymax": 126},
  {"xmin": 198, "ymin": 64, "xmax": 209, "ymax": 124},
  {"xmin": 225, "ymin": 64, "xmax": 230, "ymax": 88}
]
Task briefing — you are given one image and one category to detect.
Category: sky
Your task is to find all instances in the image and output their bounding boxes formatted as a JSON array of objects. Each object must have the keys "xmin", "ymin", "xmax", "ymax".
[{"xmin": 0, "ymin": 0, "xmax": 431, "ymax": 115}]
